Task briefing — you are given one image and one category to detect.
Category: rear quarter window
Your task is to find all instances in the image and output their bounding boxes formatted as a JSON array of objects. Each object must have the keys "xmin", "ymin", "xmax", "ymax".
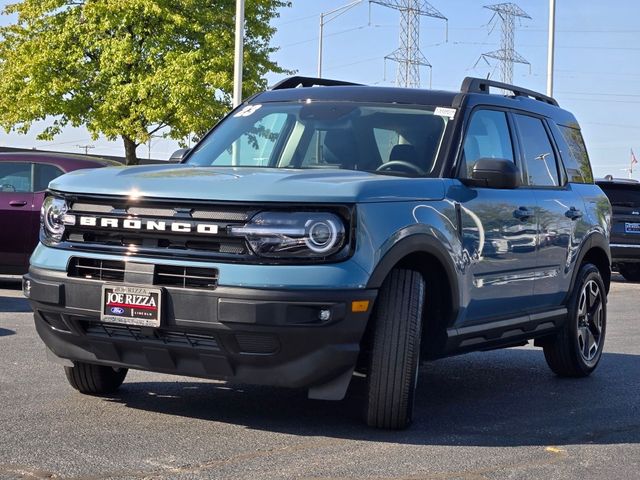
[{"xmin": 555, "ymin": 124, "xmax": 593, "ymax": 184}]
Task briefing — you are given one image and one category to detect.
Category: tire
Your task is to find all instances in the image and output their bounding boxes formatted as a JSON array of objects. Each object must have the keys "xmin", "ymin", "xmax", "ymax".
[
  {"xmin": 618, "ymin": 263, "xmax": 640, "ymax": 282},
  {"xmin": 543, "ymin": 263, "xmax": 606, "ymax": 377},
  {"xmin": 365, "ymin": 268, "xmax": 425, "ymax": 429},
  {"xmin": 64, "ymin": 362, "xmax": 128, "ymax": 395}
]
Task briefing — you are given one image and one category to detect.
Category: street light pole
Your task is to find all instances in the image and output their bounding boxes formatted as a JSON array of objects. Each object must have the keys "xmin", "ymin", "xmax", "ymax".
[
  {"xmin": 317, "ymin": 0, "xmax": 363, "ymax": 78},
  {"xmin": 318, "ymin": 13, "xmax": 325, "ymax": 77},
  {"xmin": 233, "ymin": 0, "xmax": 245, "ymax": 108},
  {"xmin": 546, "ymin": 0, "xmax": 556, "ymax": 97}
]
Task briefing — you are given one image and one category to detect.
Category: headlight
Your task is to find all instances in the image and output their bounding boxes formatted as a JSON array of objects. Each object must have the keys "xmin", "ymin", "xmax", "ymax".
[
  {"xmin": 41, "ymin": 196, "xmax": 74, "ymax": 242},
  {"xmin": 230, "ymin": 212, "xmax": 346, "ymax": 258}
]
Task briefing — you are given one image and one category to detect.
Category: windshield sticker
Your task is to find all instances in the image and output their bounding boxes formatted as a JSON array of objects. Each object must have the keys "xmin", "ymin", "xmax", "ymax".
[
  {"xmin": 434, "ymin": 107, "xmax": 456, "ymax": 119},
  {"xmin": 234, "ymin": 104, "xmax": 263, "ymax": 117}
]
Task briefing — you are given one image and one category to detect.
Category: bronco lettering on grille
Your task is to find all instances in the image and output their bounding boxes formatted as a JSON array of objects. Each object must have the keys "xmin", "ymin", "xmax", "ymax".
[{"xmin": 75, "ymin": 216, "xmax": 219, "ymax": 235}]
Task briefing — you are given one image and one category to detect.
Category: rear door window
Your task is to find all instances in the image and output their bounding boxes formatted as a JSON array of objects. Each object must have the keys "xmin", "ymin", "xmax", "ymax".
[
  {"xmin": 513, "ymin": 114, "xmax": 560, "ymax": 187},
  {"xmin": 34, "ymin": 163, "xmax": 64, "ymax": 192}
]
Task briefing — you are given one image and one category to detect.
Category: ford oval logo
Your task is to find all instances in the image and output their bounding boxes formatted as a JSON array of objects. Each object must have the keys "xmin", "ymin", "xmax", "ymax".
[{"xmin": 110, "ymin": 307, "xmax": 125, "ymax": 315}]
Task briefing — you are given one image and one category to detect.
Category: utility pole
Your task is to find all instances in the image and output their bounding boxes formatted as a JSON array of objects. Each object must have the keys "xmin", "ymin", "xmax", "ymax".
[
  {"xmin": 76, "ymin": 144, "xmax": 95, "ymax": 156},
  {"xmin": 479, "ymin": 2, "xmax": 531, "ymax": 85},
  {"xmin": 233, "ymin": 0, "xmax": 245, "ymax": 108},
  {"xmin": 370, "ymin": 0, "xmax": 447, "ymax": 88},
  {"xmin": 547, "ymin": 0, "xmax": 556, "ymax": 96},
  {"xmin": 318, "ymin": 0, "xmax": 363, "ymax": 78}
]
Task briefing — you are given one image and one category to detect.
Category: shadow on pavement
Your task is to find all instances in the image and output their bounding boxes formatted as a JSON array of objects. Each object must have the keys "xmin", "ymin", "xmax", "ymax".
[
  {"xmin": 0, "ymin": 327, "xmax": 15, "ymax": 337},
  {"xmin": 104, "ymin": 349, "xmax": 640, "ymax": 447}
]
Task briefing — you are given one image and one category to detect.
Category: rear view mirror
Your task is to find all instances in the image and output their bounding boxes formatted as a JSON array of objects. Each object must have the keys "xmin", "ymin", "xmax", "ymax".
[
  {"xmin": 463, "ymin": 158, "xmax": 520, "ymax": 189},
  {"xmin": 169, "ymin": 148, "xmax": 192, "ymax": 163}
]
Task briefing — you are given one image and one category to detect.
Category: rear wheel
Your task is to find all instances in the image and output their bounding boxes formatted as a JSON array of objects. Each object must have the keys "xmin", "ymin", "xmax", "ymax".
[
  {"xmin": 543, "ymin": 263, "xmax": 606, "ymax": 377},
  {"xmin": 365, "ymin": 269, "xmax": 425, "ymax": 429},
  {"xmin": 64, "ymin": 362, "xmax": 128, "ymax": 395},
  {"xmin": 618, "ymin": 263, "xmax": 640, "ymax": 282}
]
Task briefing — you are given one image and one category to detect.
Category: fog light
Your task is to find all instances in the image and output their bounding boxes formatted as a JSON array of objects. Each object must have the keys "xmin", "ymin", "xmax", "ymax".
[
  {"xmin": 23, "ymin": 279, "xmax": 31, "ymax": 298},
  {"xmin": 318, "ymin": 309, "xmax": 331, "ymax": 322}
]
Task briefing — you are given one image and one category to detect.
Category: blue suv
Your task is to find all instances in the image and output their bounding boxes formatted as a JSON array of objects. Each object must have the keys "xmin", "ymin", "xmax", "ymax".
[{"xmin": 24, "ymin": 76, "xmax": 611, "ymax": 429}]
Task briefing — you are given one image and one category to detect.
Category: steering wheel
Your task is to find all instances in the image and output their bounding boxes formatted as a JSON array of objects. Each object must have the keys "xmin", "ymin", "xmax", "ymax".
[
  {"xmin": 0, "ymin": 184, "xmax": 16, "ymax": 192},
  {"xmin": 376, "ymin": 160, "xmax": 425, "ymax": 176}
]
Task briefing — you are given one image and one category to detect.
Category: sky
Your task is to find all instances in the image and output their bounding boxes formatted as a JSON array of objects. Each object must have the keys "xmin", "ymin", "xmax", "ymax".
[{"xmin": 0, "ymin": 0, "xmax": 639, "ymax": 179}]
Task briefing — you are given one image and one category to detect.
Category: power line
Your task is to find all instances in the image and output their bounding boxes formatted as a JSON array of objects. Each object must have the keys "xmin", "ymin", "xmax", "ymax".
[
  {"xmin": 279, "ymin": 24, "xmax": 369, "ymax": 50},
  {"xmin": 582, "ymin": 122, "xmax": 640, "ymax": 130}
]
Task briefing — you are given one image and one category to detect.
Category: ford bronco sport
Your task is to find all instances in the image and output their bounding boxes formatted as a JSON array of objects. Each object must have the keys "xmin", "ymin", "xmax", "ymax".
[
  {"xmin": 24, "ymin": 76, "xmax": 611, "ymax": 429},
  {"xmin": 596, "ymin": 177, "xmax": 640, "ymax": 281}
]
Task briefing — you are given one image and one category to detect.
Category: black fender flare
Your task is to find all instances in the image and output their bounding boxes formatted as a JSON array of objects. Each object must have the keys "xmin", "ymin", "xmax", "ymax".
[
  {"xmin": 366, "ymin": 233, "xmax": 461, "ymax": 320},
  {"xmin": 566, "ymin": 232, "xmax": 611, "ymax": 300}
]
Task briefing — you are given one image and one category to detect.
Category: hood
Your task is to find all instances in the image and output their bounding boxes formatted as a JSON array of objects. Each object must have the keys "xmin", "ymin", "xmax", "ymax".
[{"xmin": 49, "ymin": 164, "xmax": 446, "ymax": 203}]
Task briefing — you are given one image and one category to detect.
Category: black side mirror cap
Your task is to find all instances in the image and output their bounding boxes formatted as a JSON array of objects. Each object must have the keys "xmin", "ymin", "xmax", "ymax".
[
  {"xmin": 169, "ymin": 148, "xmax": 192, "ymax": 163},
  {"xmin": 462, "ymin": 157, "xmax": 521, "ymax": 189}
]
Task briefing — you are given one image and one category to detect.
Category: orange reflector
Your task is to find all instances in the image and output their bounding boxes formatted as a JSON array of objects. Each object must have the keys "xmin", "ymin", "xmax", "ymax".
[{"xmin": 351, "ymin": 300, "xmax": 370, "ymax": 313}]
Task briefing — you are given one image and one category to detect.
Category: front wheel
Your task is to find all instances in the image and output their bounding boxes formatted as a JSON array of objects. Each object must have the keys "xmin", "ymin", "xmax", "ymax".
[
  {"xmin": 365, "ymin": 269, "xmax": 425, "ymax": 429},
  {"xmin": 543, "ymin": 263, "xmax": 606, "ymax": 377},
  {"xmin": 64, "ymin": 362, "xmax": 128, "ymax": 395}
]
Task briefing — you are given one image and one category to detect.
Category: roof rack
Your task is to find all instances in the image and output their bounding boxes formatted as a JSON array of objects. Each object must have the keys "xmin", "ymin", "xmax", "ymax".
[
  {"xmin": 460, "ymin": 77, "xmax": 559, "ymax": 107},
  {"xmin": 270, "ymin": 76, "xmax": 362, "ymax": 90}
]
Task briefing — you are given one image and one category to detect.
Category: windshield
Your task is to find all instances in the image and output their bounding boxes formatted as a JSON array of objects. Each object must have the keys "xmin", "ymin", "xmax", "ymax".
[{"xmin": 186, "ymin": 102, "xmax": 450, "ymax": 176}]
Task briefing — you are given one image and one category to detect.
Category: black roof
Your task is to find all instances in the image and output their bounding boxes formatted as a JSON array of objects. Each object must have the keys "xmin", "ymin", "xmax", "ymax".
[
  {"xmin": 251, "ymin": 76, "xmax": 578, "ymax": 127},
  {"xmin": 253, "ymin": 85, "xmax": 459, "ymax": 107}
]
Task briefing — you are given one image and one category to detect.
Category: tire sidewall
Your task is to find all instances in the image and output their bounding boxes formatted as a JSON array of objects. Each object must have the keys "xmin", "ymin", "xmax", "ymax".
[{"xmin": 567, "ymin": 264, "xmax": 607, "ymax": 374}]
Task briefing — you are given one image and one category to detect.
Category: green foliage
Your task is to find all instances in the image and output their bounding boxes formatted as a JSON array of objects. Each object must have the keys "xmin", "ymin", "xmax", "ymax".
[{"xmin": 0, "ymin": 0, "xmax": 290, "ymax": 164}]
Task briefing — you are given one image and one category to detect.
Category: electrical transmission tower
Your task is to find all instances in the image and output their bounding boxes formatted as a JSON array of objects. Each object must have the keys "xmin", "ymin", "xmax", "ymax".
[
  {"xmin": 370, "ymin": 1, "xmax": 447, "ymax": 88},
  {"xmin": 480, "ymin": 2, "xmax": 531, "ymax": 85}
]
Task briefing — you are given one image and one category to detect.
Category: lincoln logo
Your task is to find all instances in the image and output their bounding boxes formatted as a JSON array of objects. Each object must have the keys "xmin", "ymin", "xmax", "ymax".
[{"xmin": 76, "ymin": 216, "xmax": 219, "ymax": 234}]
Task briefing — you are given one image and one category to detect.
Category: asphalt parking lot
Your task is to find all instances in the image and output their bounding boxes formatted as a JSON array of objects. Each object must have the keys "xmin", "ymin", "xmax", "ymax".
[{"xmin": 1, "ymin": 275, "xmax": 639, "ymax": 480}]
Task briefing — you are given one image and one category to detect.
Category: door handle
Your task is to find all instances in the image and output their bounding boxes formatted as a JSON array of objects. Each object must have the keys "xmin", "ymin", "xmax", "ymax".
[
  {"xmin": 565, "ymin": 207, "xmax": 583, "ymax": 220},
  {"xmin": 8, "ymin": 200, "xmax": 27, "ymax": 207},
  {"xmin": 513, "ymin": 207, "xmax": 533, "ymax": 221}
]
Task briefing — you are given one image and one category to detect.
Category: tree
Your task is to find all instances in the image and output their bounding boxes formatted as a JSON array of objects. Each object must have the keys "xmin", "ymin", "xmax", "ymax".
[{"xmin": 0, "ymin": 0, "xmax": 290, "ymax": 164}]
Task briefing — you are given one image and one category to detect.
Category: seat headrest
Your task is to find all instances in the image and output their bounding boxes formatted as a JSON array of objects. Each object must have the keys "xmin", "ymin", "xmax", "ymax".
[{"xmin": 389, "ymin": 144, "xmax": 418, "ymax": 163}]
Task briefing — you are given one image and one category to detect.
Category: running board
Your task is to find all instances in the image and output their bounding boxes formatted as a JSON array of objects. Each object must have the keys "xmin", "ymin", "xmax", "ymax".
[{"xmin": 445, "ymin": 308, "xmax": 567, "ymax": 353}]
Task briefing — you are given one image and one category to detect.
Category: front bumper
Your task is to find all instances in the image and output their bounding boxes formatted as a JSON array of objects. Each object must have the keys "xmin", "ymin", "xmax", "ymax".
[{"xmin": 24, "ymin": 267, "xmax": 377, "ymax": 400}]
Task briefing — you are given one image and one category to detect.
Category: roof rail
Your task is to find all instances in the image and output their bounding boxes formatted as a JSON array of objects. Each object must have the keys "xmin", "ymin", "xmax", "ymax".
[
  {"xmin": 460, "ymin": 77, "xmax": 559, "ymax": 107},
  {"xmin": 270, "ymin": 76, "xmax": 362, "ymax": 90}
]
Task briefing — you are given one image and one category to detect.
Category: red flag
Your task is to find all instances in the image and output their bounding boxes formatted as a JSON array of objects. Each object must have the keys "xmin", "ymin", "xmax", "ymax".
[{"xmin": 632, "ymin": 148, "xmax": 638, "ymax": 166}]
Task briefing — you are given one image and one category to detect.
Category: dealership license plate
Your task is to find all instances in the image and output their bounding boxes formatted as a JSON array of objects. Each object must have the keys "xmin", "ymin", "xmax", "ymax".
[
  {"xmin": 101, "ymin": 285, "xmax": 162, "ymax": 327},
  {"xmin": 625, "ymin": 222, "xmax": 640, "ymax": 234}
]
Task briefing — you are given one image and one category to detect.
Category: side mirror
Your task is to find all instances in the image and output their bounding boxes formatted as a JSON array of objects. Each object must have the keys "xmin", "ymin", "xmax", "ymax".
[
  {"xmin": 463, "ymin": 158, "xmax": 520, "ymax": 189},
  {"xmin": 169, "ymin": 148, "xmax": 192, "ymax": 163}
]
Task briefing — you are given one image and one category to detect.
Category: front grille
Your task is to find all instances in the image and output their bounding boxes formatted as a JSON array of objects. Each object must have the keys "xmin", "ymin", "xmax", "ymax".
[
  {"xmin": 235, "ymin": 333, "xmax": 280, "ymax": 354},
  {"xmin": 83, "ymin": 321, "xmax": 220, "ymax": 350},
  {"xmin": 61, "ymin": 197, "xmax": 257, "ymax": 261},
  {"xmin": 68, "ymin": 258, "xmax": 126, "ymax": 281},
  {"xmin": 68, "ymin": 257, "xmax": 218, "ymax": 290},
  {"xmin": 154, "ymin": 265, "xmax": 218, "ymax": 289}
]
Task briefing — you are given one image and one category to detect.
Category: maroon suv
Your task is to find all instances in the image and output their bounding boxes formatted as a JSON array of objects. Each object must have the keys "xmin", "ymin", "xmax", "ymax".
[{"xmin": 0, "ymin": 152, "xmax": 114, "ymax": 274}]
